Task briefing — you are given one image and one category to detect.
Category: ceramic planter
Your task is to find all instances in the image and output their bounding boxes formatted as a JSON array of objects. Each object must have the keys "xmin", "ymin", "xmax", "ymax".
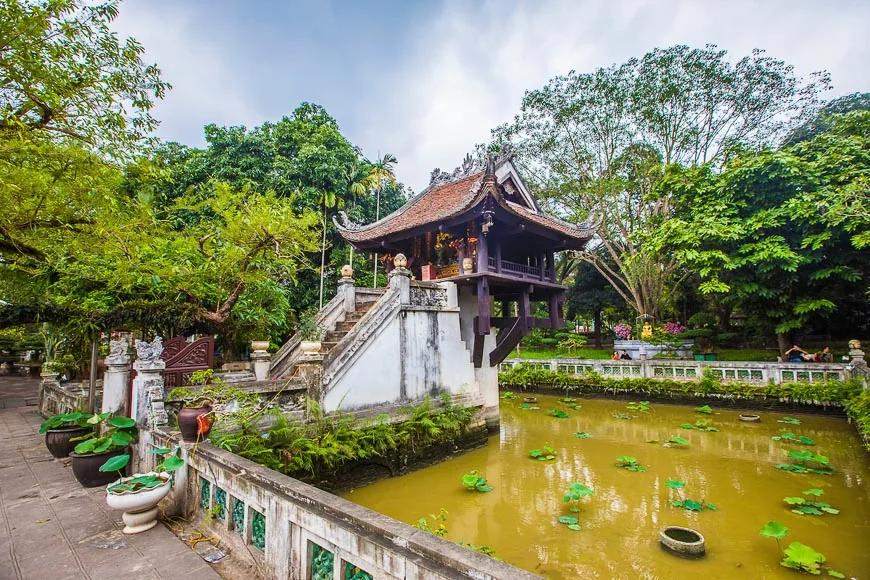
[
  {"xmin": 106, "ymin": 473, "xmax": 172, "ymax": 534},
  {"xmin": 178, "ymin": 405, "xmax": 212, "ymax": 442},
  {"xmin": 44, "ymin": 426, "xmax": 92, "ymax": 458},
  {"xmin": 300, "ymin": 341, "xmax": 322, "ymax": 354},
  {"xmin": 69, "ymin": 447, "xmax": 129, "ymax": 487}
]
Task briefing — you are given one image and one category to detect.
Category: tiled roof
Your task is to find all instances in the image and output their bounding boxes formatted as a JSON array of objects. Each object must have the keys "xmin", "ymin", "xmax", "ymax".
[
  {"xmin": 337, "ymin": 172, "xmax": 485, "ymax": 243},
  {"xmin": 335, "ymin": 162, "xmax": 594, "ymax": 245}
]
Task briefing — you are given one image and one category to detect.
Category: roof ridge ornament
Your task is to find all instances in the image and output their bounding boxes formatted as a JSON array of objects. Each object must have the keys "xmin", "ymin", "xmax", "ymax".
[
  {"xmin": 428, "ymin": 152, "xmax": 485, "ymax": 186},
  {"xmin": 333, "ymin": 210, "xmax": 362, "ymax": 231}
]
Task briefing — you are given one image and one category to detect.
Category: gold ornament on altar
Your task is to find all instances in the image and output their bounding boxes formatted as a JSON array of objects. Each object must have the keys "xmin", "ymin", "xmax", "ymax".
[{"xmin": 393, "ymin": 253, "xmax": 408, "ymax": 268}]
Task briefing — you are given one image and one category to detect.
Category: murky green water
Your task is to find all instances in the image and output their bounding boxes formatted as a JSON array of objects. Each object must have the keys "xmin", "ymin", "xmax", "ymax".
[{"xmin": 344, "ymin": 395, "xmax": 870, "ymax": 579}]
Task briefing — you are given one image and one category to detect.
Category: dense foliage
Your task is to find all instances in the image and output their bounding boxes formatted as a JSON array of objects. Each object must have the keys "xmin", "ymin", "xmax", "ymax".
[{"xmin": 210, "ymin": 395, "xmax": 476, "ymax": 479}]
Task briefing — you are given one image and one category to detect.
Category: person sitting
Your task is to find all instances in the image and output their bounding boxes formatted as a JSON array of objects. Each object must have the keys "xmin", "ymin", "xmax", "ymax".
[
  {"xmin": 784, "ymin": 345, "xmax": 813, "ymax": 363},
  {"xmin": 611, "ymin": 351, "xmax": 620, "ymax": 361},
  {"xmin": 814, "ymin": 346, "xmax": 833, "ymax": 363},
  {"xmin": 620, "ymin": 351, "xmax": 632, "ymax": 360}
]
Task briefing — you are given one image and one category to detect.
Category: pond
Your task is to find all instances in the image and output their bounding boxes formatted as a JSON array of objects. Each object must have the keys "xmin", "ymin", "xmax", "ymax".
[{"xmin": 344, "ymin": 394, "xmax": 870, "ymax": 578}]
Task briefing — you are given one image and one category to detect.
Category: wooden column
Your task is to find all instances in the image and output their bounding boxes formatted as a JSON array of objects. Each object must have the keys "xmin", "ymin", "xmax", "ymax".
[
  {"xmin": 476, "ymin": 277, "xmax": 491, "ymax": 335},
  {"xmin": 477, "ymin": 231, "xmax": 489, "ymax": 274},
  {"xmin": 547, "ymin": 252, "xmax": 555, "ymax": 282},
  {"xmin": 494, "ymin": 238, "xmax": 502, "ymax": 274},
  {"xmin": 549, "ymin": 292, "xmax": 562, "ymax": 329},
  {"xmin": 539, "ymin": 253, "xmax": 546, "ymax": 281},
  {"xmin": 518, "ymin": 286, "xmax": 531, "ymax": 333}
]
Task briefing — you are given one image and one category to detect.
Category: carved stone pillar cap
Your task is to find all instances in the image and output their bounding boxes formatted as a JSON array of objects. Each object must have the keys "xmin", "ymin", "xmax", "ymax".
[
  {"xmin": 393, "ymin": 253, "xmax": 408, "ymax": 268},
  {"xmin": 340, "ymin": 264, "xmax": 353, "ymax": 278},
  {"xmin": 389, "ymin": 267, "xmax": 411, "ymax": 279}
]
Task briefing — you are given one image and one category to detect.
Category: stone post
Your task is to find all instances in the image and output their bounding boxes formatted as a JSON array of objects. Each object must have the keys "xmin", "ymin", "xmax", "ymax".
[
  {"xmin": 389, "ymin": 253, "xmax": 411, "ymax": 304},
  {"xmin": 101, "ymin": 337, "xmax": 131, "ymax": 415},
  {"xmin": 251, "ymin": 341, "xmax": 271, "ymax": 382},
  {"xmin": 338, "ymin": 264, "xmax": 356, "ymax": 313},
  {"xmin": 131, "ymin": 337, "xmax": 167, "ymax": 429},
  {"xmin": 847, "ymin": 339, "xmax": 869, "ymax": 388}
]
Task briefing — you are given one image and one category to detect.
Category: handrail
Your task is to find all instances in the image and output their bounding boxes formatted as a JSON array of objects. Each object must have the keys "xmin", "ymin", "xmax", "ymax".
[
  {"xmin": 270, "ymin": 293, "xmax": 344, "ymax": 378},
  {"xmin": 500, "ymin": 357, "xmax": 852, "ymax": 385}
]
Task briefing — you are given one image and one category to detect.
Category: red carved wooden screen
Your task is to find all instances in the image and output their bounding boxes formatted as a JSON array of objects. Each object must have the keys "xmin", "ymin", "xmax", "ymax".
[{"xmin": 161, "ymin": 336, "xmax": 215, "ymax": 389}]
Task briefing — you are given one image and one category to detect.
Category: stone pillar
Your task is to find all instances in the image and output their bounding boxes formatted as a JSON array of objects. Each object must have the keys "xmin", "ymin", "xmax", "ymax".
[
  {"xmin": 101, "ymin": 338, "xmax": 131, "ymax": 415},
  {"xmin": 848, "ymin": 339, "xmax": 869, "ymax": 388},
  {"xmin": 389, "ymin": 253, "xmax": 411, "ymax": 304},
  {"xmin": 337, "ymin": 264, "xmax": 356, "ymax": 313},
  {"xmin": 251, "ymin": 341, "xmax": 271, "ymax": 382},
  {"xmin": 131, "ymin": 337, "xmax": 167, "ymax": 429}
]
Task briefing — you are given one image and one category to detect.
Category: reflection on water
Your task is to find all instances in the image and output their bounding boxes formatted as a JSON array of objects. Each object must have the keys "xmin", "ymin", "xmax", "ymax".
[{"xmin": 344, "ymin": 395, "xmax": 870, "ymax": 579}]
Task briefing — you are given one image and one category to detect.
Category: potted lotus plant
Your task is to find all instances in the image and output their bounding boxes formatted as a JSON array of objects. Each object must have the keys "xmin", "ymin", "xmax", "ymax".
[
  {"xmin": 102, "ymin": 446, "xmax": 184, "ymax": 534},
  {"xmin": 39, "ymin": 410, "xmax": 94, "ymax": 458},
  {"xmin": 69, "ymin": 412, "xmax": 137, "ymax": 487}
]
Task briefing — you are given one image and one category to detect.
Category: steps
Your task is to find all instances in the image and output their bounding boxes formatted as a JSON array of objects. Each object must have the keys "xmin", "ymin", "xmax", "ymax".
[{"xmin": 319, "ymin": 301, "xmax": 375, "ymax": 355}]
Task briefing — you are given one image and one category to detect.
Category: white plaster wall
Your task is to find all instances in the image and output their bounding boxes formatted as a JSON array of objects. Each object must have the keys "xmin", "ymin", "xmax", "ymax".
[
  {"xmin": 323, "ymin": 318, "xmax": 402, "ymax": 411},
  {"xmin": 457, "ymin": 287, "xmax": 500, "ymax": 424},
  {"xmin": 323, "ymin": 308, "xmax": 477, "ymax": 412}
]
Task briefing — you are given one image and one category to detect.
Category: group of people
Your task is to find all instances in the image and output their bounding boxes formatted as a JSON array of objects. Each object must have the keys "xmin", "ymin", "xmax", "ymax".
[
  {"xmin": 611, "ymin": 350, "xmax": 632, "ymax": 360},
  {"xmin": 784, "ymin": 345, "xmax": 833, "ymax": 363}
]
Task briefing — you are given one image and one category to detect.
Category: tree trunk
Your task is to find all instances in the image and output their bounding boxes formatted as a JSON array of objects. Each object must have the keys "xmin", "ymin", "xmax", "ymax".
[
  {"xmin": 593, "ymin": 309, "xmax": 602, "ymax": 348},
  {"xmin": 776, "ymin": 333, "xmax": 791, "ymax": 358}
]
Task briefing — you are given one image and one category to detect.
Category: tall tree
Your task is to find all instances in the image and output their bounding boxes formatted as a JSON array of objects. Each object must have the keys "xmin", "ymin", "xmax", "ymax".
[
  {"xmin": 367, "ymin": 153, "xmax": 397, "ymax": 286},
  {"xmin": 493, "ymin": 45, "xmax": 829, "ymax": 318},
  {"xmin": 0, "ymin": 0, "xmax": 169, "ymax": 157},
  {"xmin": 651, "ymin": 111, "xmax": 869, "ymax": 350}
]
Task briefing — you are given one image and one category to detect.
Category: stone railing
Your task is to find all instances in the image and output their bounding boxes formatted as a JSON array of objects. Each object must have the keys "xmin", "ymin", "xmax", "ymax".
[
  {"xmin": 409, "ymin": 280, "xmax": 448, "ymax": 308},
  {"xmin": 166, "ymin": 437, "xmax": 537, "ymax": 580},
  {"xmin": 39, "ymin": 378, "xmax": 102, "ymax": 416},
  {"xmin": 270, "ymin": 293, "xmax": 345, "ymax": 379},
  {"xmin": 500, "ymin": 358, "xmax": 853, "ymax": 384}
]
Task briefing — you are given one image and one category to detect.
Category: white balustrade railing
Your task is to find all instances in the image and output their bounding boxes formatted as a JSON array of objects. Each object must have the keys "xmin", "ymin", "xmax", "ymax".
[{"xmin": 500, "ymin": 358, "xmax": 852, "ymax": 384}]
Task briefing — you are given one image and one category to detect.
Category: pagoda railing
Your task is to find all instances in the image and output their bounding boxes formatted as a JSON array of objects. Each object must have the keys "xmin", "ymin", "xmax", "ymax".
[{"xmin": 487, "ymin": 256, "xmax": 554, "ymax": 281}]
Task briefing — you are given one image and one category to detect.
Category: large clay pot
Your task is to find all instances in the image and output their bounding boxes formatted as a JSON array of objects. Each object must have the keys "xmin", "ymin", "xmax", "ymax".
[
  {"xmin": 178, "ymin": 405, "xmax": 212, "ymax": 442},
  {"xmin": 44, "ymin": 426, "xmax": 93, "ymax": 458},
  {"xmin": 70, "ymin": 447, "xmax": 129, "ymax": 487},
  {"xmin": 106, "ymin": 473, "xmax": 172, "ymax": 534}
]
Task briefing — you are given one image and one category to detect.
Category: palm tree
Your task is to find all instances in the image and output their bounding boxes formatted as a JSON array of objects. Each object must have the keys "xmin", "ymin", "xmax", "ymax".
[
  {"xmin": 343, "ymin": 162, "xmax": 377, "ymax": 269},
  {"xmin": 318, "ymin": 190, "xmax": 343, "ymax": 308},
  {"xmin": 367, "ymin": 153, "xmax": 397, "ymax": 287}
]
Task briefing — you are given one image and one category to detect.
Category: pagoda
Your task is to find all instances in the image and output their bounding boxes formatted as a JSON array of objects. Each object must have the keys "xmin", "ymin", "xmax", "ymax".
[{"xmin": 335, "ymin": 153, "xmax": 593, "ymax": 368}]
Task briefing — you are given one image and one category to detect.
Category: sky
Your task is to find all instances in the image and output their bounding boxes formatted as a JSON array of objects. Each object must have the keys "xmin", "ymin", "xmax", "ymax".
[{"xmin": 112, "ymin": 0, "xmax": 870, "ymax": 192}]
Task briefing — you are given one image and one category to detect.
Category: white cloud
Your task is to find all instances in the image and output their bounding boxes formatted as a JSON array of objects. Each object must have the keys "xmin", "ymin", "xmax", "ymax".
[
  {"xmin": 359, "ymin": 0, "xmax": 870, "ymax": 191},
  {"xmin": 112, "ymin": 1, "xmax": 263, "ymax": 145}
]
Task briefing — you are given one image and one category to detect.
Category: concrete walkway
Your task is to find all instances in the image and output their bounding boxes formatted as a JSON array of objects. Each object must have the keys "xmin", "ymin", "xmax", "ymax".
[{"xmin": 0, "ymin": 383, "xmax": 221, "ymax": 579}]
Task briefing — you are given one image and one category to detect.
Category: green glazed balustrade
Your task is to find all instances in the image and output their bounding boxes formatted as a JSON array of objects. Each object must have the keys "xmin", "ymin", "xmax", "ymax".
[
  {"xmin": 214, "ymin": 487, "xmax": 226, "ymax": 520},
  {"xmin": 232, "ymin": 496, "xmax": 244, "ymax": 535},
  {"xmin": 199, "ymin": 478, "xmax": 210, "ymax": 510},
  {"xmin": 344, "ymin": 561, "xmax": 373, "ymax": 580},
  {"xmin": 251, "ymin": 510, "xmax": 266, "ymax": 551},
  {"xmin": 310, "ymin": 543, "xmax": 333, "ymax": 580}
]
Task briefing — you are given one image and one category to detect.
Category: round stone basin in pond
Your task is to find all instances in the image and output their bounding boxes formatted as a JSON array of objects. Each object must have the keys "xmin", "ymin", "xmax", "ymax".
[
  {"xmin": 344, "ymin": 394, "xmax": 870, "ymax": 578},
  {"xmin": 660, "ymin": 526, "xmax": 705, "ymax": 557}
]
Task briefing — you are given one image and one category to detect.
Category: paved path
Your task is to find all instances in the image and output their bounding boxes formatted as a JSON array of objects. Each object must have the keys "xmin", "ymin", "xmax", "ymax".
[
  {"xmin": 0, "ymin": 395, "xmax": 222, "ymax": 579},
  {"xmin": 0, "ymin": 376, "xmax": 40, "ymax": 410}
]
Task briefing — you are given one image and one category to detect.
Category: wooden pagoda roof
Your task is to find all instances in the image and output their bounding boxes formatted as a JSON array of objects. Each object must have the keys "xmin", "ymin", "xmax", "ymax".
[{"xmin": 335, "ymin": 156, "xmax": 594, "ymax": 250}]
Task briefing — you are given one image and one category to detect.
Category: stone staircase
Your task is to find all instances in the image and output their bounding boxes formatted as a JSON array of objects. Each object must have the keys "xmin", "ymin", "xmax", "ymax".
[{"xmin": 319, "ymin": 301, "xmax": 375, "ymax": 355}]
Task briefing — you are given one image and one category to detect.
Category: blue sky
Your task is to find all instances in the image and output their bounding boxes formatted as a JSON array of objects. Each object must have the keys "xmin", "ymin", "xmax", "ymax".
[{"xmin": 113, "ymin": 0, "xmax": 870, "ymax": 192}]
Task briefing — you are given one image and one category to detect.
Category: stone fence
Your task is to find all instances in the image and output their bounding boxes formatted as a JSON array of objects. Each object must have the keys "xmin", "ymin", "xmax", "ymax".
[
  {"xmin": 146, "ymin": 432, "xmax": 537, "ymax": 580},
  {"xmin": 500, "ymin": 358, "xmax": 855, "ymax": 385}
]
